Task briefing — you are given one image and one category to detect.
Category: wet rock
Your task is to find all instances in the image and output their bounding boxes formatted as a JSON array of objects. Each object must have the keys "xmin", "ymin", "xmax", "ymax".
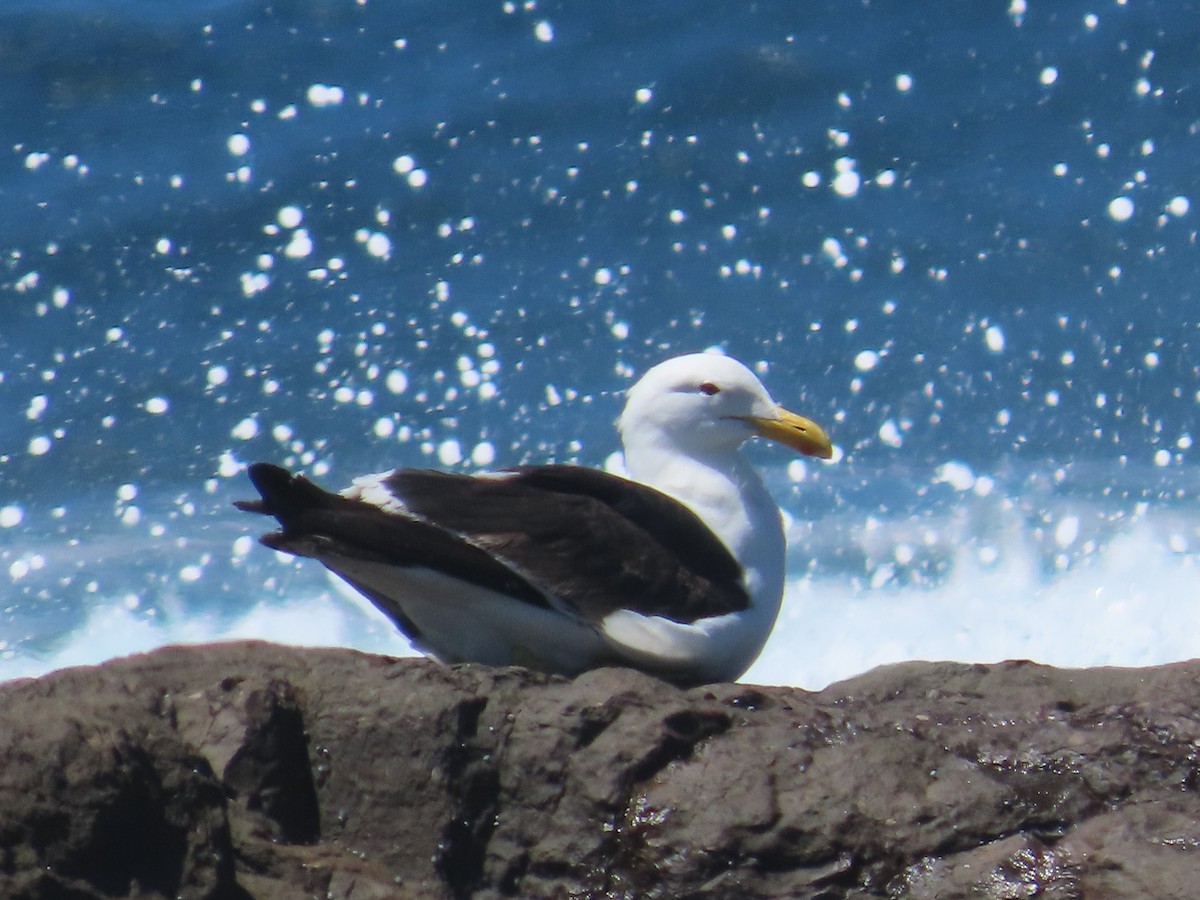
[{"xmin": 0, "ymin": 643, "xmax": 1198, "ymax": 898}]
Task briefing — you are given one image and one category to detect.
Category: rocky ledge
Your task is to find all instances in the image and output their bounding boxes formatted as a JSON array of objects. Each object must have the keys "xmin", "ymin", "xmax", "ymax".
[{"xmin": 1, "ymin": 643, "xmax": 1198, "ymax": 899}]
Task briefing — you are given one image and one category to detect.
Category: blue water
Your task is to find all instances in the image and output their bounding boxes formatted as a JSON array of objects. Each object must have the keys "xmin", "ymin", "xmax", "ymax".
[{"xmin": 3, "ymin": 0, "xmax": 1199, "ymax": 687}]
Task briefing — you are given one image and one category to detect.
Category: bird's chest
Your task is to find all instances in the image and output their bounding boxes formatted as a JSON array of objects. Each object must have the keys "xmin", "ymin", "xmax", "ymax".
[{"xmin": 665, "ymin": 475, "xmax": 783, "ymax": 569}]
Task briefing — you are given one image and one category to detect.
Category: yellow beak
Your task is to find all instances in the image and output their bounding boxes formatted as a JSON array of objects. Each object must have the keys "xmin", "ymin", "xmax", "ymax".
[{"xmin": 738, "ymin": 407, "xmax": 834, "ymax": 459}]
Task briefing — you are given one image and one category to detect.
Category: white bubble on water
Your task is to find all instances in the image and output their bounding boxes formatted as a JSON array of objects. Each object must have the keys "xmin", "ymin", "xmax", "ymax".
[
  {"xmin": 306, "ymin": 84, "xmax": 345, "ymax": 107},
  {"xmin": 878, "ymin": 419, "xmax": 903, "ymax": 448},
  {"xmin": 936, "ymin": 460, "xmax": 976, "ymax": 492},
  {"xmin": 437, "ymin": 439, "xmax": 463, "ymax": 466},
  {"xmin": 984, "ymin": 324, "xmax": 1006, "ymax": 353},
  {"xmin": 822, "ymin": 237, "xmax": 847, "ymax": 268},
  {"xmin": 26, "ymin": 395, "xmax": 48, "ymax": 420},
  {"xmin": 217, "ymin": 451, "xmax": 242, "ymax": 479},
  {"xmin": 227, "ymin": 133, "xmax": 251, "ymax": 156},
  {"xmin": 386, "ymin": 370, "xmax": 409, "ymax": 394},
  {"xmin": 231, "ymin": 417, "xmax": 259, "ymax": 441},
  {"xmin": 854, "ymin": 349, "xmax": 880, "ymax": 372},
  {"xmin": 1107, "ymin": 196, "xmax": 1135, "ymax": 221},
  {"xmin": 277, "ymin": 205, "xmax": 303, "ymax": 228},
  {"xmin": 1054, "ymin": 515, "xmax": 1080, "ymax": 548},
  {"xmin": 365, "ymin": 232, "xmax": 392, "ymax": 259},
  {"xmin": 471, "ymin": 442, "xmax": 497, "ymax": 467},
  {"xmin": 284, "ymin": 229, "xmax": 313, "ymax": 258},
  {"xmin": 831, "ymin": 158, "xmax": 861, "ymax": 197}
]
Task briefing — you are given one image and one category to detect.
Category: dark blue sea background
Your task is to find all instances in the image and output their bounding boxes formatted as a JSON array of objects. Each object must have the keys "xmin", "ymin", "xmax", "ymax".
[{"xmin": 2, "ymin": 0, "xmax": 1198, "ymax": 686}]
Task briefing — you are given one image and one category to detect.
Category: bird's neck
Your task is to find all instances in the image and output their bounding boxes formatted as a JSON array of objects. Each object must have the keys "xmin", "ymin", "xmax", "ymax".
[{"xmin": 624, "ymin": 442, "xmax": 786, "ymax": 602}]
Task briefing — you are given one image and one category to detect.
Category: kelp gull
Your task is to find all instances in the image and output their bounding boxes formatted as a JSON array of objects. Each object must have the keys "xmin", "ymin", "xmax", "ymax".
[{"xmin": 235, "ymin": 352, "xmax": 833, "ymax": 685}]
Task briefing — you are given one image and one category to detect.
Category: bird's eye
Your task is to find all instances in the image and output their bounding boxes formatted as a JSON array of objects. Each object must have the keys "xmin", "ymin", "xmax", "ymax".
[{"xmin": 698, "ymin": 382, "xmax": 721, "ymax": 396}]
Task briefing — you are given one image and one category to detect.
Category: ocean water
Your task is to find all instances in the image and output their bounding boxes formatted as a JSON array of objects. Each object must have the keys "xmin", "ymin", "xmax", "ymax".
[{"xmin": 2, "ymin": 0, "xmax": 1199, "ymax": 689}]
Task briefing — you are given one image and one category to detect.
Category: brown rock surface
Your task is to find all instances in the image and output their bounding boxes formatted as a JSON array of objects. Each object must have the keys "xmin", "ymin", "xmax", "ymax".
[{"xmin": 1, "ymin": 642, "xmax": 1198, "ymax": 898}]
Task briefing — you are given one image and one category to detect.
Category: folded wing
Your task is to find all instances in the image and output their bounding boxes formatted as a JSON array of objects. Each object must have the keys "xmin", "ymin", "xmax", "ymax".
[{"xmin": 236, "ymin": 462, "xmax": 750, "ymax": 631}]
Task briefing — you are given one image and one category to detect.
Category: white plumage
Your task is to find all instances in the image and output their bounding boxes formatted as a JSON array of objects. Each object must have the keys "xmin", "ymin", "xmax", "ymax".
[{"xmin": 236, "ymin": 352, "xmax": 832, "ymax": 685}]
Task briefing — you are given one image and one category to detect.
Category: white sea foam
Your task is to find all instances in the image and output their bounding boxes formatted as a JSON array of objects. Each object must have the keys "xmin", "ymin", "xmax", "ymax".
[
  {"xmin": 0, "ymin": 583, "xmax": 416, "ymax": 685},
  {"xmin": 748, "ymin": 517, "xmax": 1200, "ymax": 689}
]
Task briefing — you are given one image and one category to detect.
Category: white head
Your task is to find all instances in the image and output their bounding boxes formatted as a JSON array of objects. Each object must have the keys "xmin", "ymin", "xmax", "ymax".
[{"xmin": 618, "ymin": 352, "xmax": 832, "ymax": 460}]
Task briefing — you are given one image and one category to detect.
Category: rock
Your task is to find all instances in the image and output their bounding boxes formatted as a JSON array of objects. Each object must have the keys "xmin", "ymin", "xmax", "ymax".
[{"xmin": 1, "ymin": 643, "xmax": 1198, "ymax": 899}]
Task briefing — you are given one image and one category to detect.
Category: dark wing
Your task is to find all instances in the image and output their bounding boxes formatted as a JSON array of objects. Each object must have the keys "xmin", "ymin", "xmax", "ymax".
[
  {"xmin": 234, "ymin": 463, "xmax": 551, "ymax": 611},
  {"xmin": 236, "ymin": 462, "xmax": 750, "ymax": 626},
  {"xmin": 378, "ymin": 464, "xmax": 751, "ymax": 623}
]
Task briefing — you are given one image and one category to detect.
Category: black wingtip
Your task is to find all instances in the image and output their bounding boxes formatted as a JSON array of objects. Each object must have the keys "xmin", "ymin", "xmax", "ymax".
[
  {"xmin": 233, "ymin": 462, "xmax": 285, "ymax": 516},
  {"xmin": 245, "ymin": 461, "xmax": 295, "ymax": 497},
  {"xmin": 233, "ymin": 462, "xmax": 333, "ymax": 520}
]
